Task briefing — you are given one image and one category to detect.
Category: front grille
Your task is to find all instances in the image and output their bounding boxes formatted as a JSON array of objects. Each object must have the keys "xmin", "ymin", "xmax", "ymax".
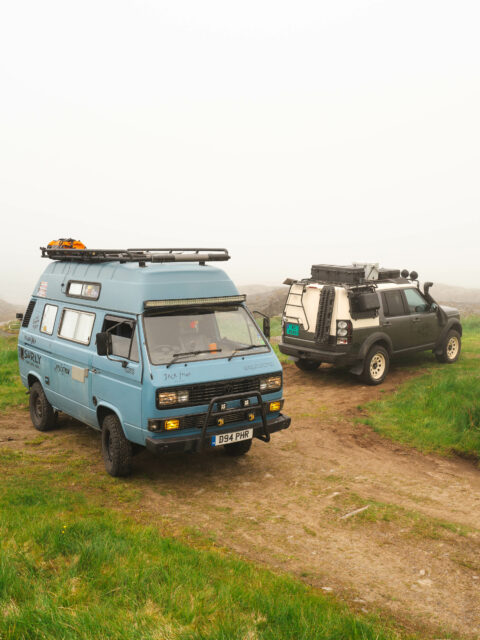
[
  {"xmin": 183, "ymin": 408, "xmax": 258, "ymax": 430},
  {"xmin": 156, "ymin": 375, "xmax": 263, "ymax": 409}
]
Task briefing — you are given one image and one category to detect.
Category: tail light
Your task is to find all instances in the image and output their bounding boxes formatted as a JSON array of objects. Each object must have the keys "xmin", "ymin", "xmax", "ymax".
[{"xmin": 336, "ymin": 320, "xmax": 352, "ymax": 345}]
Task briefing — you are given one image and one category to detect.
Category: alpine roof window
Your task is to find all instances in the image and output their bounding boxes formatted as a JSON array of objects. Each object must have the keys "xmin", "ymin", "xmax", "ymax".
[
  {"xmin": 102, "ymin": 316, "xmax": 139, "ymax": 362},
  {"xmin": 67, "ymin": 281, "xmax": 101, "ymax": 300},
  {"xmin": 58, "ymin": 308, "xmax": 96, "ymax": 345},
  {"xmin": 40, "ymin": 304, "xmax": 58, "ymax": 335}
]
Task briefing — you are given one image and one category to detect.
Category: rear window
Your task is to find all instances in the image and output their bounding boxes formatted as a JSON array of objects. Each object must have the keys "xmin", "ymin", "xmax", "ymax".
[{"xmin": 58, "ymin": 309, "xmax": 96, "ymax": 344}]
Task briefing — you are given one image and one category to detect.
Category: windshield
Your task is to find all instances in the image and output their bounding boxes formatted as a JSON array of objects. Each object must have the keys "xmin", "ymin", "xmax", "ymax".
[{"xmin": 143, "ymin": 305, "xmax": 269, "ymax": 365}]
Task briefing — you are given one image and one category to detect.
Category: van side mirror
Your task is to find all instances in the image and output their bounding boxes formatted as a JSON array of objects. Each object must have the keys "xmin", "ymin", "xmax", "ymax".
[
  {"xmin": 16, "ymin": 313, "xmax": 23, "ymax": 321},
  {"xmin": 96, "ymin": 332, "xmax": 112, "ymax": 356},
  {"xmin": 263, "ymin": 317, "xmax": 271, "ymax": 340}
]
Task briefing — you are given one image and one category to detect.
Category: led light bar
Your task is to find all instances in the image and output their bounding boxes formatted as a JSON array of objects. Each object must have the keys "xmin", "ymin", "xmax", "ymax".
[{"xmin": 144, "ymin": 295, "xmax": 246, "ymax": 308}]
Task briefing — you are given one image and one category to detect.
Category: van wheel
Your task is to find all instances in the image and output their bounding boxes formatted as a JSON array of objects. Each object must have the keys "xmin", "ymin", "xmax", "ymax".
[
  {"xmin": 435, "ymin": 330, "xmax": 461, "ymax": 364},
  {"xmin": 101, "ymin": 414, "xmax": 133, "ymax": 477},
  {"xmin": 295, "ymin": 359, "xmax": 321, "ymax": 372},
  {"xmin": 29, "ymin": 382, "xmax": 56, "ymax": 431},
  {"xmin": 360, "ymin": 345, "xmax": 389, "ymax": 385},
  {"xmin": 224, "ymin": 439, "xmax": 252, "ymax": 457}
]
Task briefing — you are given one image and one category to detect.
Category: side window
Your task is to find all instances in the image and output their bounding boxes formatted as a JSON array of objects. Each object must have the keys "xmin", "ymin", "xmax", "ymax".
[
  {"xmin": 40, "ymin": 304, "xmax": 58, "ymax": 335},
  {"xmin": 382, "ymin": 290, "xmax": 408, "ymax": 317},
  {"xmin": 102, "ymin": 316, "xmax": 139, "ymax": 362},
  {"xmin": 403, "ymin": 288, "xmax": 429, "ymax": 314},
  {"xmin": 58, "ymin": 309, "xmax": 96, "ymax": 345}
]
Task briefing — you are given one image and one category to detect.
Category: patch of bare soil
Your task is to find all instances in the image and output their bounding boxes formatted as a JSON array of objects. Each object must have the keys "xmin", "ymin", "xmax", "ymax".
[{"xmin": 2, "ymin": 361, "xmax": 480, "ymax": 638}]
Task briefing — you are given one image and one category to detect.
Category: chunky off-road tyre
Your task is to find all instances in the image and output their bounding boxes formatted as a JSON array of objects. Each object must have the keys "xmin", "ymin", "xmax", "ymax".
[
  {"xmin": 435, "ymin": 330, "xmax": 461, "ymax": 364},
  {"xmin": 224, "ymin": 438, "xmax": 252, "ymax": 457},
  {"xmin": 360, "ymin": 345, "xmax": 390, "ymax": 385},
  {"xmin": 294, "ymin": 359, "xmax": 321, "ymax": 372},
  {"xmin": 29, "ymin": 381, "xmax": 56, "ymax": 431},
  {"xmin": 101, "ymin": 414, "xmax": 133, "ymax": 477}
]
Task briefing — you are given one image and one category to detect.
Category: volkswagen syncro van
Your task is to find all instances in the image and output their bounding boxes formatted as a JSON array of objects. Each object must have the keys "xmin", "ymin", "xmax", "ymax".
[{"xmin": 18, "ymin": 243, "xmax": 290, "ymax": 476}]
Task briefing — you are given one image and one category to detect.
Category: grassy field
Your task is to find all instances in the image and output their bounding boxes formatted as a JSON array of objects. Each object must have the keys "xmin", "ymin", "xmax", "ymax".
[
  {"xmin": 0, "ymin": 334, "xmax": 410, "ymax": 639},
  {"xmin": 363, "ymin": 316, "xmax": 480, "ymax": 460}
]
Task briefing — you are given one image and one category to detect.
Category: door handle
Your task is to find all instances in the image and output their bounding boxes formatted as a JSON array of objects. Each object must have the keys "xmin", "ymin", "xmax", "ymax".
[
  {"xmin": 412, "ymin": 317, "xmax": 421, "ymax": 323},
  {"xmin": 91, "ymin": 368, "xmax": 99, "ymax": 374},
  {"xmin": 382, "ymin": 321, "xmax": 392, "ymax": 326}
]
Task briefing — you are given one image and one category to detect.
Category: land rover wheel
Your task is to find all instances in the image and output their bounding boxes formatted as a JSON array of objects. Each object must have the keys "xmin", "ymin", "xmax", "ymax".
[
  {"xmin": 435, "ymin": 330, "xmax": 461, "ymax": 364},
  {"xmin": 294, "ymin": 359, "xmax": 321, "ymax": 372},
  {"xmin": 101, "ymin": 413, "xmax": 133, "ymax": 477},
  {"xmin": 29, "ymin": 381, "xmax": 56, "ymax": 431},
  {"xmin": 224, "ymin": 439, "xmax": 252, "ymax": 457},
  {"xmin": 361, "ymin": 345, "xmax": 389, "ymax": 385}
]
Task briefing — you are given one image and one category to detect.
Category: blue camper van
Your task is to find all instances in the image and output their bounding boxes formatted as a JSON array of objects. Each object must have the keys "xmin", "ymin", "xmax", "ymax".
[{"xmin": 18, "ymin": 243, "xmax": 290, "ymax": 476}]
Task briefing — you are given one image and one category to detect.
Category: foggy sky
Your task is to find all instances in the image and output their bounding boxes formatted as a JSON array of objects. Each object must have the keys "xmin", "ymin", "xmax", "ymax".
[{"xmin": 1, "ymin": 0, "xmax": 479, "ymax": 304}]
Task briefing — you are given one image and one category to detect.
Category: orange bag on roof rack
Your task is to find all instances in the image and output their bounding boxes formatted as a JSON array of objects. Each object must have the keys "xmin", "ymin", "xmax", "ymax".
[{"xmin": 47, "ymin": 238, "xmax": 86, "ymax": 250}]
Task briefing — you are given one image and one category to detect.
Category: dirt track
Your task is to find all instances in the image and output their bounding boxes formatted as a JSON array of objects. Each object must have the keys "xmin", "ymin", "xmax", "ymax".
[{"xmin": 2, "ymin": 361, "xmax": 480, "ymax": 638}]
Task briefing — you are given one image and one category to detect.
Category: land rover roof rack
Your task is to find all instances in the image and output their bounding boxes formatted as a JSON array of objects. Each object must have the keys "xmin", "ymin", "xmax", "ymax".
[{"xmin": 40, "ymin": 247, "xmax": 230, "ymax": 266}]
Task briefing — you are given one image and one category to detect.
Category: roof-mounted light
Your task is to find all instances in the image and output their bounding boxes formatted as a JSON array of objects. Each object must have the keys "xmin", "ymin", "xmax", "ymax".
[{"xmin": 144, "ymin": 295, "xmax": 246, "ymax": 309}]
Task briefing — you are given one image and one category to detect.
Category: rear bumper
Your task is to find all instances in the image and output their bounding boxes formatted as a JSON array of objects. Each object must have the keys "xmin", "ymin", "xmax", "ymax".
[
  {"xmin": 145, "ymin": 413, "xmax": 291, "ymax": 455},
  {"xmin": 279, "ymin": 341, "xmax": 358, "ymax": 365}
]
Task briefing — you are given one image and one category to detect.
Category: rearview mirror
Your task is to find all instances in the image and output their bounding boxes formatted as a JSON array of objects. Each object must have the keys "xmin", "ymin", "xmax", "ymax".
[
  {"xmin": 263, "ymin": 317, "xmax": 271, "ymax": 340},
  {"xmin": 96, "ymin": 332, "xmax": 112, "ymax": 356},
  {"xmin": 15, "ymin": 313, "xmax": 23, "ymax": 321}
]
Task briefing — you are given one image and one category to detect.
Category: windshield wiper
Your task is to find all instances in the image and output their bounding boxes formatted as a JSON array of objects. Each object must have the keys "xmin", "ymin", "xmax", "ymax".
[
  {"xmin": 227, "ymin": 345, "xmax": 260, "ymax": 361},
  {"xmin": 166, "ymin": 349, "xmax": 222, "ymax": 368}
]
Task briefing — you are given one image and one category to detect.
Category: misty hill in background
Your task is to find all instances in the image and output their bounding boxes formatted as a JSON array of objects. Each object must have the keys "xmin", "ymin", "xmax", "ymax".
[{"xmin": 0, "ymin": 299, "xmax": 23, "ymax": 323}]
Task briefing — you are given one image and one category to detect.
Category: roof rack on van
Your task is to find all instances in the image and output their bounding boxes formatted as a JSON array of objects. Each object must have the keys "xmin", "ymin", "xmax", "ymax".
[{"xmin": 40, "ymin": 247, "xmax": 230, "ymax": 266}]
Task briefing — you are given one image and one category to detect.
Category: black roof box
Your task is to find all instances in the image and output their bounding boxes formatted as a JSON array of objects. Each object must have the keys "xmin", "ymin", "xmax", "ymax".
[{"xmin": 311, "ymin": 264, "xmax": 365, "ymax": 285}]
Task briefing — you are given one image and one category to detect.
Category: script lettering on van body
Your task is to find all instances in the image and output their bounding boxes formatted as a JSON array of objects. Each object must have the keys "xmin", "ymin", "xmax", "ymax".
[
  {"xmin": 20, "ymin": 348, "xmax": 41, "ymax": 368},
  {"xmin": 162, "ymin": 371, "xmax": 192, "ymax": 382}
]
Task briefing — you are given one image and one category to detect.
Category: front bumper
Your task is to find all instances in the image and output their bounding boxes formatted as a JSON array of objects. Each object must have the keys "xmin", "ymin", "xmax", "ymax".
[
  {"xmin": 145, "ymin": 413, "xmax": 291, "ymax": 455},
  {"xmin": 279, "ymin": 341, "xmax": 358, "ymax": 365}
]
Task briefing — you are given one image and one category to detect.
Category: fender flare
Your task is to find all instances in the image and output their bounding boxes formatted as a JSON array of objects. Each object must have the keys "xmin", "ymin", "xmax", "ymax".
[
  {"xmin": 350, "ymin": 332, "xmax": 393, "ymax": 376},
  {"xmin": 96, "ymin": 402, "xmax": 126, "ymax": 435},
  {"xmin": 26, "ymin": 371, "xmax": 42, "ymax": 388},
  {"xmin": 434, "ymin": 318, "xmax": 463, "ymax": 352},
  {"xmin": 358, "ymin": 332, "xmax": 394, "ymax": 360}
]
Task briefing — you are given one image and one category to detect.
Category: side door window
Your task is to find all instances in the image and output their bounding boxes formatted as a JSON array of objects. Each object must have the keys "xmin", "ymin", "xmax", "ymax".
[
  {"xmin": 403, "ymin": 288, "xmax": 430, "ymax": 314},
  {"xmin": 102, "ymin": 316, "xmax": 139, "ymax": 361},
  {"xmin": 382, "ymin": 290, "xmax": 408, "ymax": 317}
]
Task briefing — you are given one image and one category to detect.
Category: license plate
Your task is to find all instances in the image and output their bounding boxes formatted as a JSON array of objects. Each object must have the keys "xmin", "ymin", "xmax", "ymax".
[
  {"xmin": 211, "ymin": 428, "xmax": 253, "ymax": 447},
  {"xmin": 286, "ymin": 323, "xmax": 299, "ymax": 336}
]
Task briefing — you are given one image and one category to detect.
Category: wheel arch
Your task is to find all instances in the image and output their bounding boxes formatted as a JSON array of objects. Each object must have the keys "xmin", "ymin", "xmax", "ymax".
[
  {"xmin": 96, "ymin": 403, "xmax": 125, "ymax": 434},
  {"xmin": 27, "ymin": 373, "xmax": 42, "ymax": 388},
  {"xmin": 359, "ymin": 332, "xmax": 393, "ymax": 359}
]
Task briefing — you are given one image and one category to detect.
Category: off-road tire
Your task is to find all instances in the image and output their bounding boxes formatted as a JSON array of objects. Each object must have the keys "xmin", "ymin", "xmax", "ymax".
[
  {"xmin": 435, "ymin": 330, "xmax": 461, "ymax": 364},
  {"xmin": 224, "ymin": 438, "xmax": 252, "ymax": 457},
  {"xmin": 295, "ymin": 359, "xmax": 321, "ymax": 372},
  {"xmin": 29, "ymin": 381, "xmax": 56, "ymax": 431},
  {"xmin": 101, "ymin": 413, "xmax": 133, "ymax": 477},
  {"xmin": 360, "ymin": 345, "xmax": 389, "ymax": 385}
]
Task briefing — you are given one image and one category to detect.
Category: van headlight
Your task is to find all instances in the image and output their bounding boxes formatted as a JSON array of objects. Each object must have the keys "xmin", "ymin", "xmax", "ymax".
[
  {"xmin": 157, "ymin": 389, "xmax": 189, "ymax": 406},
  {"xmin": 260, "ymin": 375, "xmax": 282, "ymax": 391}
]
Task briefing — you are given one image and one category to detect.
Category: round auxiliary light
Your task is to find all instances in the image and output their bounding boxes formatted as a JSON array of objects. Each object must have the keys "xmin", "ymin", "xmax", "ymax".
[
  {"xmin": 337, "ymin": 321, "xmax": 348, "ymax": 329},
  {"xmin": 410, "ymin": 271, "xmax": 419, "ymax": 280},
  {"xmin": 337, "ymin": 329, "xmax": 348, "ymax": 337},
  {"xmin": 401, "ymin": 269, "xmax": 409, "ymax": 278}
]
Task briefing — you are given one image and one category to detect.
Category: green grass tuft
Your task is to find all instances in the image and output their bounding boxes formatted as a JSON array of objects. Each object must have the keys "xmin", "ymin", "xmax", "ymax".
[{"xmin": 0, "ymin": 336, "xmax": 26, "ymax": 411}]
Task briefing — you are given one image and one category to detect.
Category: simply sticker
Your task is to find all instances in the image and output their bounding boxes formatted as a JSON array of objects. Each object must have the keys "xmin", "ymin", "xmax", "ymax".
[{"xmin": 37, "ymin": 281, "xmax": 48, "ymax": 297}]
